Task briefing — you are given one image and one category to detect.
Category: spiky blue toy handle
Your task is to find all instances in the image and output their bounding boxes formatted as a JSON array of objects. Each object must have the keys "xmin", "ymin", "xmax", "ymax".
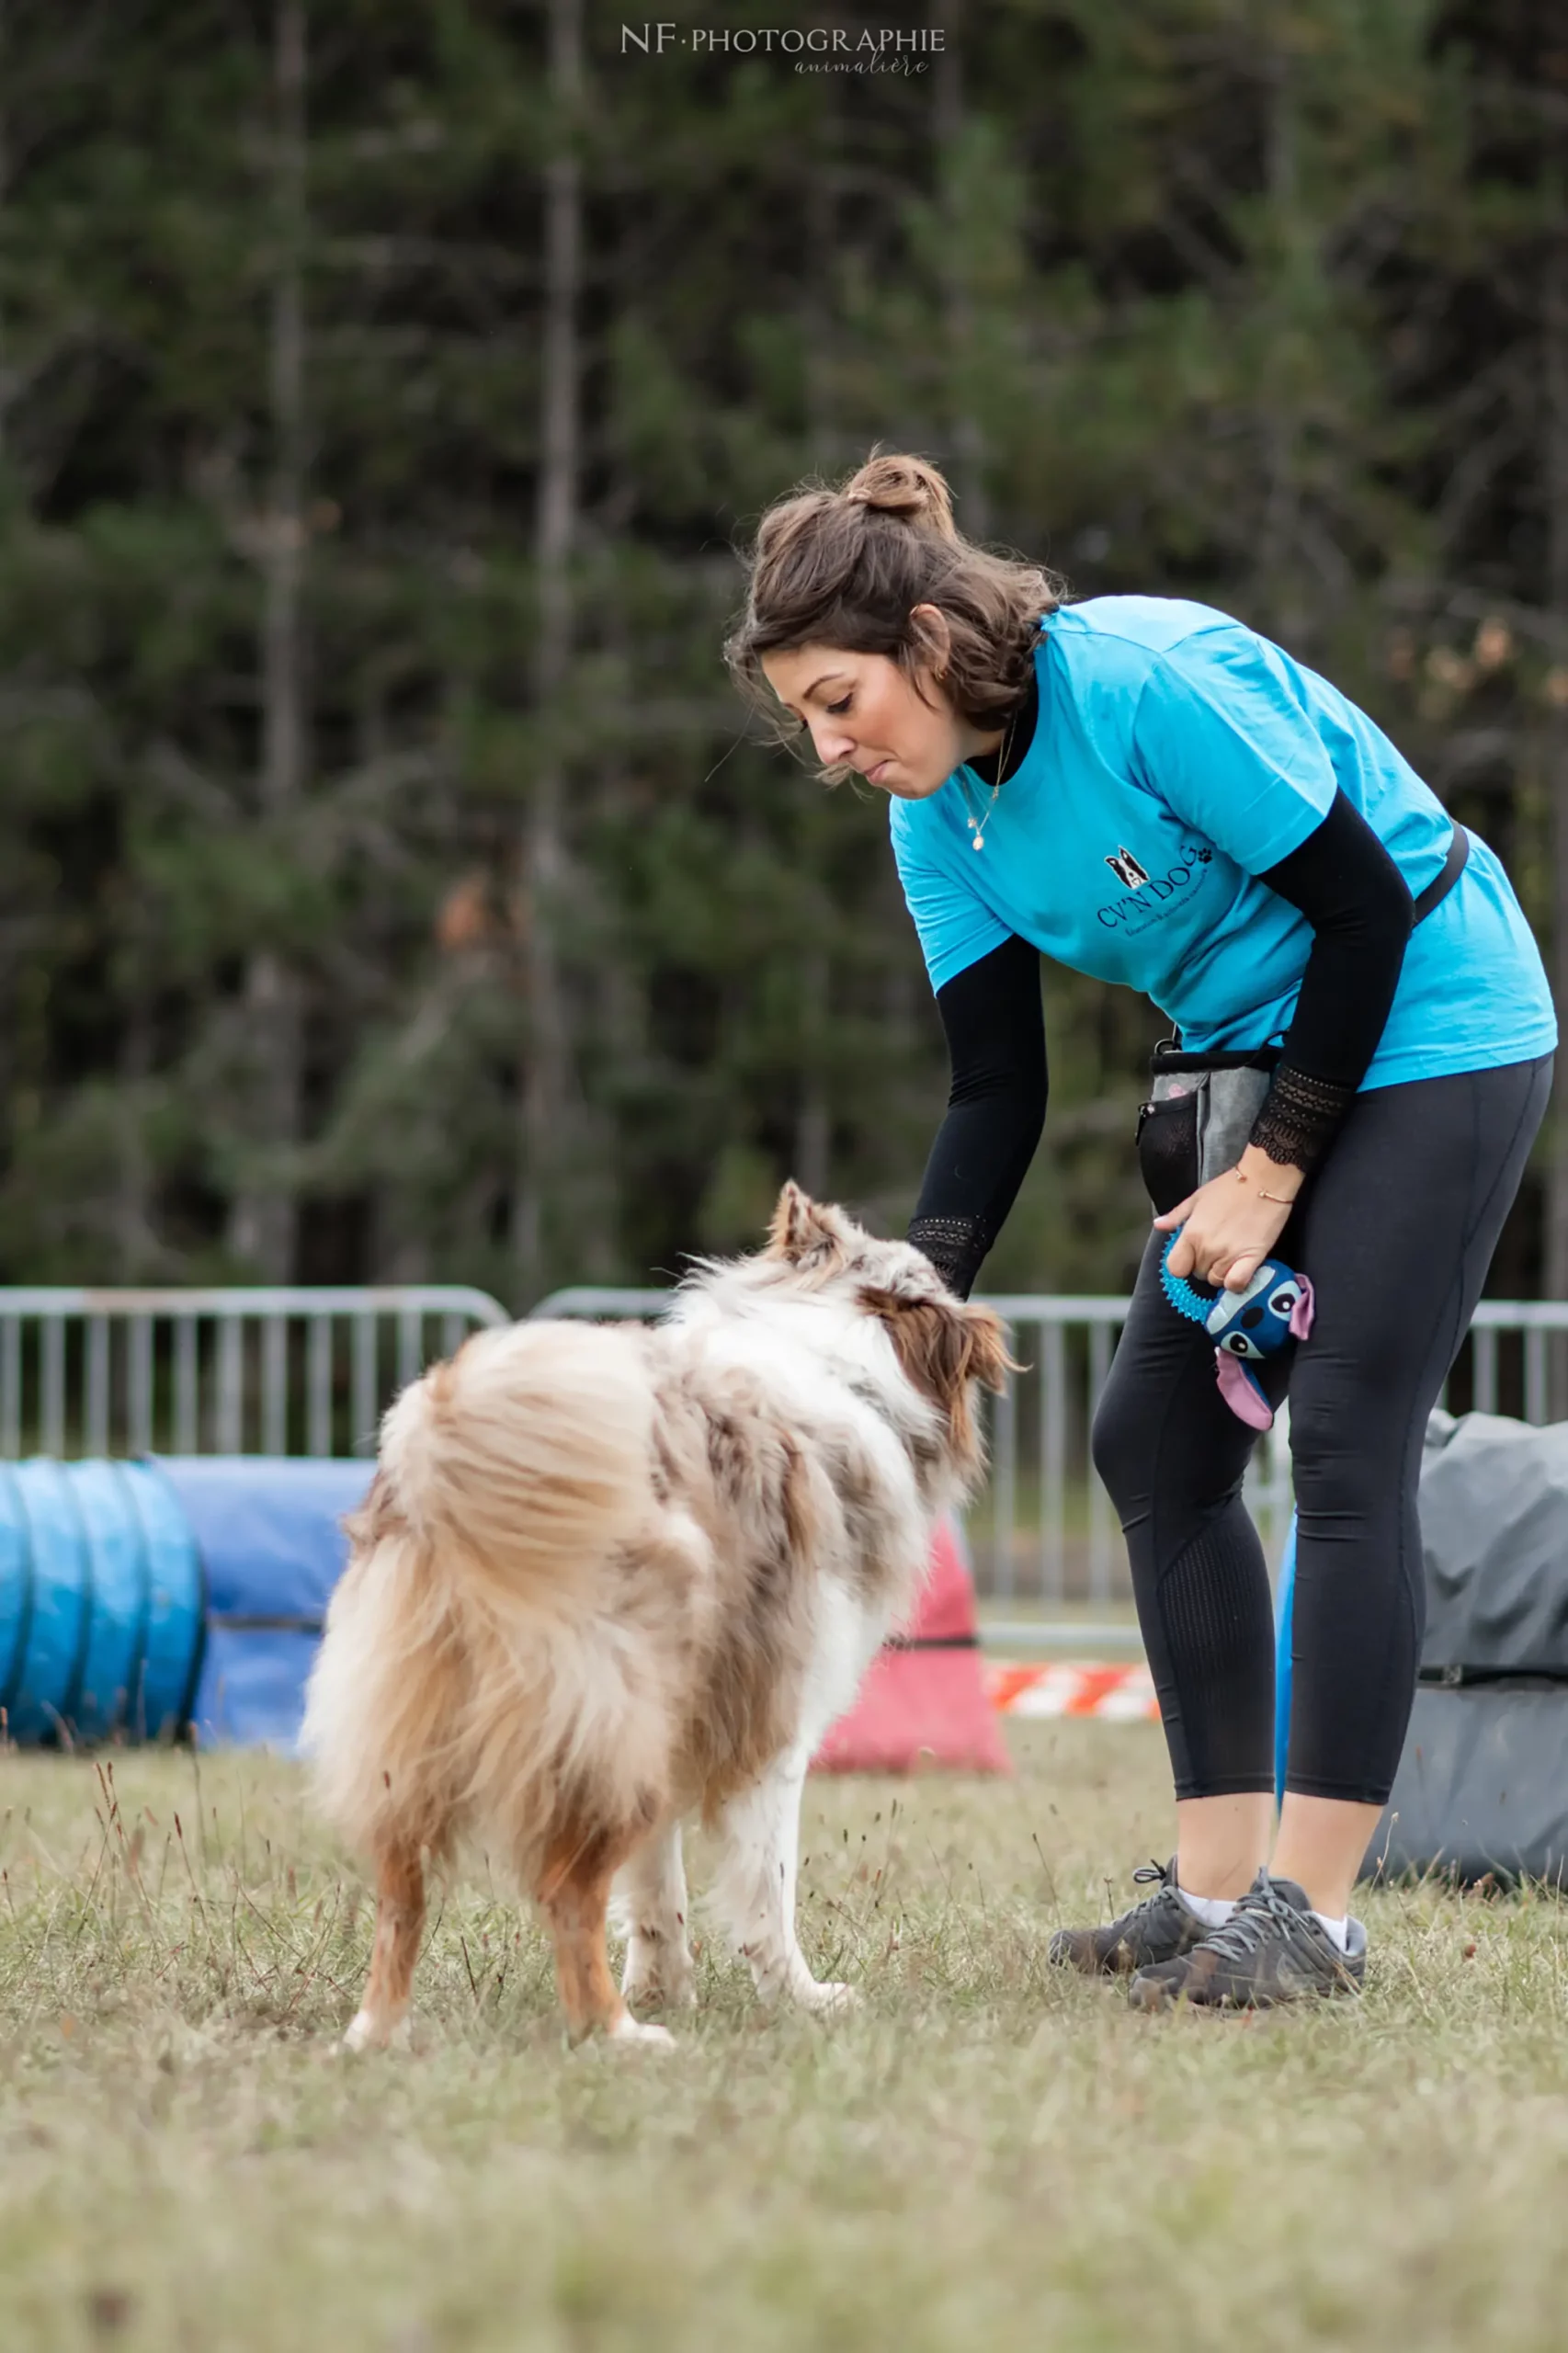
[
  {"xmin": 1160, "ymin": 1230, "xmax": 1220, "ymax": 1325},
  {"xmin": 1159, "ymin": 1227, "xmax": 1315, "ymax": 1432}
]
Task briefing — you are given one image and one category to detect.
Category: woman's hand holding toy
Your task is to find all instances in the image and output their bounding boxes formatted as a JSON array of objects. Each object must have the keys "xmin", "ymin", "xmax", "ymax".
[{"xmin": 1154, "ymin": 1147, "xmax": 1301, "ymax": 1293}]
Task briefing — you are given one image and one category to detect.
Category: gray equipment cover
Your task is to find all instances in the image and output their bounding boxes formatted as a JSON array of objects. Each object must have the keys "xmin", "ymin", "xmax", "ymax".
[{"xmin": 1366, "ymin": 1411, "xmax": 1568, "ymax": 1886}]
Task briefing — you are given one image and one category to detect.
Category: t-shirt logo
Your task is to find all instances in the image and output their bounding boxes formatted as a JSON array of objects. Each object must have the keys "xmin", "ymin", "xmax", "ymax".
[{"xmin": 1104, "ymin": 847, "xmax": 1150, "ymax": 890}]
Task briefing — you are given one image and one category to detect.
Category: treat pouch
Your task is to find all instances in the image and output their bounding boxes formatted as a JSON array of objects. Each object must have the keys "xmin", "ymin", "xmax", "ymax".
[{"xmin": 1136, "ymin": 1042, "xmax": 1280, "ymax": 1211}]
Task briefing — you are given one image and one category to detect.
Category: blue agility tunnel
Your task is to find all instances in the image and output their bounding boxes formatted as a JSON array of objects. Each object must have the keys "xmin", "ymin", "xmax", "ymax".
[
  {"xmin": 167, "ymin": 1458, "xmax": 371, "ymax": 1748},
  {"xmin": 0, "ymin": 1457, "xmax": 371, "ymax": 1751},
  {"xmin": 0, "ymin": 1459, "xmax": 206, "ymax": 1745}
]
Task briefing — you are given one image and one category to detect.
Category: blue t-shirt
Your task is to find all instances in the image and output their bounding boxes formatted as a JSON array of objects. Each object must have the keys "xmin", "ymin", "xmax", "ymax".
[{"xmin": 890, "ymin": 596, "xmax": 1555, "ymax": 1088}]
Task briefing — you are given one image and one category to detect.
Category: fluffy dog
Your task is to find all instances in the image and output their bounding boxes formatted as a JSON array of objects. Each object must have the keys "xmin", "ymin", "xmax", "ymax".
[{"xmin": 302, "ymin": 1183, "xmax": 1010, "ymax": 2051}]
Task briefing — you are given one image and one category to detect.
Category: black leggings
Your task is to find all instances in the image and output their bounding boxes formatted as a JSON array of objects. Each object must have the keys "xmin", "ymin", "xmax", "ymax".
[{"xmin": 1091, "ymin": 1055, "xmax": 1553, "ymax": 1806}]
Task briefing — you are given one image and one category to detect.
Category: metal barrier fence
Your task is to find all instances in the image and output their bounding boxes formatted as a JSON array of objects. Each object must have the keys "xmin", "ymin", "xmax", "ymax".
[
  {"xmin": 1461, "ymin": 1301, "xmax": 1568, "ymax": 1427},
  {"xmin": 529, "ymin": 1286, "xmax": 1568, "ymax": 1608},
  {"xmin": 6, "ymin": 1281, "xmax": 1564, "ymax": 1598},
  {"xmin": 0, "ymin": 1287, "xmax": 510, "ymax": 1461}
]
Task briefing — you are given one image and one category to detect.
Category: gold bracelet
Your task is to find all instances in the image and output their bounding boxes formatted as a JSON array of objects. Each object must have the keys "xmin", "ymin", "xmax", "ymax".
[{"xmin": 1233, "ymin": 1167, "xmax": 1300, "ymax": 1209}]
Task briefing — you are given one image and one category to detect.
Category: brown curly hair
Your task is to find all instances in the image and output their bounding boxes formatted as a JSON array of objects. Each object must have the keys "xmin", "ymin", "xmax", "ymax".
[{"xmin": 724, "ymin": 449, "xmax": 1066, "ymax": 777}]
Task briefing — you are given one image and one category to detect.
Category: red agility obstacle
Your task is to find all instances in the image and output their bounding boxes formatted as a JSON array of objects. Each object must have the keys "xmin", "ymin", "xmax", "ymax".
[{"xmin": 813, "ymin": 1518, "xmax": 1011, "ymax": 1775}]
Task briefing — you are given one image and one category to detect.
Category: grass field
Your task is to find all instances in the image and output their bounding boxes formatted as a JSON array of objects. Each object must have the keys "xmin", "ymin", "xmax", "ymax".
[{"xmin": 3, "ymin": 1722, "xmax": 1566, "ymax": 2353}]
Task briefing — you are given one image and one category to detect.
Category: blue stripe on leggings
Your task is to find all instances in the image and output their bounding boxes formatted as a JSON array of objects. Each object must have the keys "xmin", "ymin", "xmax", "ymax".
[{"xmin": 1274, "ymin": 1512, "xmax": 1298, "ymax": 1807}]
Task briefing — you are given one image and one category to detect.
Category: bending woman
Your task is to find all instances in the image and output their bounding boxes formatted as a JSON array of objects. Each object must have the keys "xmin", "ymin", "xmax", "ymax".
[{"xmin": 726, "ymin": 451, "xmax": 1555, "ymax": 2010}]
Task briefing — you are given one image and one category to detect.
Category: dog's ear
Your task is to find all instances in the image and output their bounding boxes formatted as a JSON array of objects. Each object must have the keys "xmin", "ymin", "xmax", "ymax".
[
  {"xmin": 960, "ymin": 1303, "xmax": 1015, "ymax": 1399},
  {"xmin": 766, "ymin": 1180, "xmax": 812, "ymax": 1259},
  {"xmin": 861, "ymin": 1290, "xmax": 1018, "ymax": 1461},
  {"xmin": 767, "ymin": 1180, "xmax": 851, "ymax": 1268}
]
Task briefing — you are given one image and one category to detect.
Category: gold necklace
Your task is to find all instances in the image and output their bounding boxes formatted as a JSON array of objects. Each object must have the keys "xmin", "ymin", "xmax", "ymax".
[{"xmin": 961, "ymin": 695, "xmax": 1024, "ymax": 853}]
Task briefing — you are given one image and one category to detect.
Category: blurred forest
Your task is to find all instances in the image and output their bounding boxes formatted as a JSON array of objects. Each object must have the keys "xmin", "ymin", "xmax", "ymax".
[{"xmin": 2, "ymin": 0, "xmax": 1567, "ymax": 1311}]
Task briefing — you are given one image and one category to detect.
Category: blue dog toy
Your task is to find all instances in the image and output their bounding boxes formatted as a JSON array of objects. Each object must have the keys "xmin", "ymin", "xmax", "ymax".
[{"xmin": 1161, "ymin": 1233, "xmax": 1314, "ymax": 1430}]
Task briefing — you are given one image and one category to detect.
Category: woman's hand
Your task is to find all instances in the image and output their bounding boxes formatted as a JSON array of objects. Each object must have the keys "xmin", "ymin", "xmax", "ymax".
[{"xmin": 1154, "ymin": 1154, "xmax": 1300, "ymax": 1291}]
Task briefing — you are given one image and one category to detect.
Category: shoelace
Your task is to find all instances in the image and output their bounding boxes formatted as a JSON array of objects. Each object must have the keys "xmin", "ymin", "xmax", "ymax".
[
  {"xmin": 1126, "ymin": 1859, "xmax": 1177, "ymax": 1912},
  {"xmin": 1196, "ymin": 1877, "xmax": 1307, "ymax": 1961}
]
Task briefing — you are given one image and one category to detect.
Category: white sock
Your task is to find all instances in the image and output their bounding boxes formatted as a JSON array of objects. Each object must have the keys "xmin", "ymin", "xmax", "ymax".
[
  {"xmin": 1178, "ymin": 1888, "xmax": 1235, "ymax": 1929},
  {"xmin": 1312, "ymin": 1911, "xmax": 1350, "ymax": 1951}
]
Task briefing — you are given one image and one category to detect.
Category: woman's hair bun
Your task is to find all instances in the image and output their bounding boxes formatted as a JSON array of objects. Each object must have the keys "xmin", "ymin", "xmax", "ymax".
[
  {"xmin": 840, "ymin": 450, "xmax": 958, "ymax": 542},
  {"xmin": 725, "ymin": 443, "xmax": 1065, "ymax": 748}
]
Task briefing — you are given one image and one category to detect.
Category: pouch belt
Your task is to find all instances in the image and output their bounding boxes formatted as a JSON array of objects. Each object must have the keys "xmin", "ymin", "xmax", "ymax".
[{"xmin": 1412, "ymin": 825, "xmax": 1469, "ymax": 926}]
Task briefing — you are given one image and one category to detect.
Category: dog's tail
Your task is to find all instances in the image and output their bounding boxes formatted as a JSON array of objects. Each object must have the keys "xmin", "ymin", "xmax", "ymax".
[
  {"xmin": 302, "ymin": 1321, "xmax": 659, "ymax": 1861},
  {"xmin": 380, "ymin": 1319, "xmax": 655, "ymax": 1616}
]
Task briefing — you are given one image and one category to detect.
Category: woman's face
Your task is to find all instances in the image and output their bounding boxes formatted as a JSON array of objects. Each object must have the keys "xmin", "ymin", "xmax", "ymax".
[{"xmin": 760, "ymin": 631, "xmax": 998, "ymax": 800}]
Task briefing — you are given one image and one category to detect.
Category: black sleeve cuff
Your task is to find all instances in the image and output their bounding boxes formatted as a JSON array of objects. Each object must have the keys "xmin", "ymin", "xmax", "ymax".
[
  {"xmin": 906, "ymin": 1213, "xmax": 992, "ymax": 1301},
  {"xmin": 1247, "ymin": 1062, "xmax": 1357, "ymax": 1174}
]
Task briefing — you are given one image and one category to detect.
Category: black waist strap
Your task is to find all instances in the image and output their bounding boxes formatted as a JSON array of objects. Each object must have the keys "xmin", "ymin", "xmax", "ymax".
[{"xmin": 1413, "ymin": 825, "xmax": 1469, "ymax": 926}]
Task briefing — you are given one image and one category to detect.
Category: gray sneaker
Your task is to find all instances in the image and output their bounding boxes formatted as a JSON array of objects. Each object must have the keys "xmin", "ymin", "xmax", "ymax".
[
  {"xmin": 1128, "ymin": 1870, "xmax": 1367, "ymax": 2012},
  {"xmin": 1050, "ymin": 1858, "xmax": 1212, "ymax": 1978}
]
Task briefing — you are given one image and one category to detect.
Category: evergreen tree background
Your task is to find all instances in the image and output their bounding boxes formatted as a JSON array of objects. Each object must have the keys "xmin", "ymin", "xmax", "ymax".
[{"xmin": 1, "ymin": 0, "xmax": 1564, "ymax": 1310}]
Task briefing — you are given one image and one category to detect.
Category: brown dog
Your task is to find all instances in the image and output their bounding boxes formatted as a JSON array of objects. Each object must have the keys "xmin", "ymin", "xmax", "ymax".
[{"xmin": 303, "ymin": 1185, "xmax": 1010, "ymax": 2051}]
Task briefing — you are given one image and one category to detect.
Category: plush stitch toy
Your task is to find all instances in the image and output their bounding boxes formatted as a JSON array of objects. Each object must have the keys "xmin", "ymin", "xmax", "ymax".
[{"xmin": 1161, "ymin": 1233, "xmax": 1314, "ymax": 1431}]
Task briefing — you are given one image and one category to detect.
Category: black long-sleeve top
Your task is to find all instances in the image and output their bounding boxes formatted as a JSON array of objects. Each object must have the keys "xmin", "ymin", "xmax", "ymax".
[{"xmin": 905, "ymin": 678, "xmax": 1414, "ymax": 1298}]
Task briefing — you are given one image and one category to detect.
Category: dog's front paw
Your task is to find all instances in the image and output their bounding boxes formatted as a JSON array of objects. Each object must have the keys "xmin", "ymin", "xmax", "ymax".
[
  {"xmin": 335, "ymin": 2009, "xmax": 412, "ymax": 2055},
  {"xmin": 607, "ymin": 2013, "xmax": 678, "ymax": 2052},
  {"xmin": 622, "ymin": 1963, "xmax": 698, "ymax": 2012},
  {"xmin": 622, "ymin": 1932, "xmax": 698, "ymax": 2012},
  {"xmin": 795, "ymin": 1979, "xmax": 859, "ymax": 2016}
]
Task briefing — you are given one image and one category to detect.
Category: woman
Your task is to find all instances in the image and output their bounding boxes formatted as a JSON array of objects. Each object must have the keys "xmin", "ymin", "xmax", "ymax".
[{"xmin": 725, "ymin": 451, "xmax": 1555, "ymax": 2010}]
